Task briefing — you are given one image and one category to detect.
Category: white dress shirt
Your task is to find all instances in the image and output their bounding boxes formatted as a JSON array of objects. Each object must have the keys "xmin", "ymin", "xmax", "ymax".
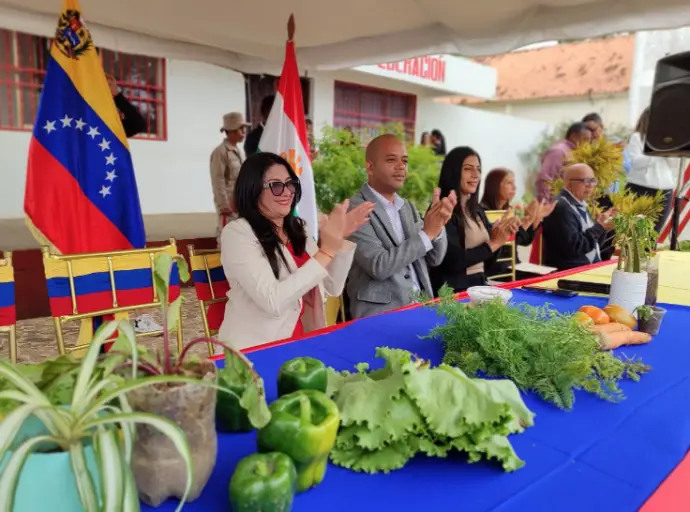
[{"xmin": 367, "ymin": 185, "xmax": 442, "ymax": 292}]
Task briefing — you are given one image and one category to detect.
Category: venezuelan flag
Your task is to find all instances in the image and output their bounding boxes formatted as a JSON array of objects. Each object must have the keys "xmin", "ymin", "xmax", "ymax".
[
  {"xmin": 189, "ymin": 252, "xmax": 229, "ymax": 331},
  {"xmin": 24, "ymin": 0, "xmax": 145, "ymax": 255},
  {"xmin": 44, "ymin": 249, "xmax": 180, "ymax": 318},
  {"xmin": 0, "ymin": 264, "xmax": 16, "ymax": 328}
]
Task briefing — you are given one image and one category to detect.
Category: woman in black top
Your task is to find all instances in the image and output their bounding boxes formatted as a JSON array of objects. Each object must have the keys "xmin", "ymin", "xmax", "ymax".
[
  {"xmin": 480, "ymin": 168, "xmax": 553, "ymax": 279},
  {"xmin": 429, "ymin": 148, "xmax": 520, "ymax": 295}
]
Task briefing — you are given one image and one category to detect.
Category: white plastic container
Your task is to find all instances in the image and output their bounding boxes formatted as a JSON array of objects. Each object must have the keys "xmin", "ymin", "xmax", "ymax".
[
  {"xmin": 467, "ymin": 286, "xmax": 513, "ymax": 305},
  {"xmin": 608, "ymin": 269, "xmax": 648, "ymax": 314}
]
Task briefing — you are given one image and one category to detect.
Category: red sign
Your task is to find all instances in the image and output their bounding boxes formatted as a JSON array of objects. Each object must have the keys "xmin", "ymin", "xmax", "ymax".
[{"xmin": 377, "ymin": 56, "xmax": 446, "ymax": 83}]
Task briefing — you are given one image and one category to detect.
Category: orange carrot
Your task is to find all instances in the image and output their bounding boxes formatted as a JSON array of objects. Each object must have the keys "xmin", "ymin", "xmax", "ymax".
[
  {"xmin": 598, "ymin": 330, "xmax": 652, "ymax": 350},
  {"xmin": 589, "ymin": 323, "xmax": 632, "ymax": 334}
]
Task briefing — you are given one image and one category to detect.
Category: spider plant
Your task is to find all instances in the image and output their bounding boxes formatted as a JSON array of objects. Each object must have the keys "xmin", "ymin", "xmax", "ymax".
[
  {"xmin": 108, "ymin": 252, "xmax": 270, "ymax": 428},
  {"xmin": 0, "ymin": 319, "xmax": 204, "ymax": 512}
]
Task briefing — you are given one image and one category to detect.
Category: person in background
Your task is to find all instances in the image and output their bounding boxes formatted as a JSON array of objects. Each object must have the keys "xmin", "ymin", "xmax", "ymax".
[
  {"xmin": 420, "ymin": 132, "xmax": 432, "ymax": 147},
  {"xmin": 582, "ymin": 112, "xmax": 631, "ymax": 198},
  {"xmin": 305, "ymin": 117, "xmax": 318, "ymax": 161},
  {"xmin": 106, "ymin": 74, "xmax": 156, "ymax": 334},
  {"xmin": 480, "ymin": 168, "xmax": 554, "ymax": 279},
  {"xmin": 245, "ymin": 95, "xmax": 275, "ymax": 156},
  {"xmin": 430, "ymin": 129, "xmax": 447, "ymax": 156},
  {"xmin": 106, "ymin": 74, "xmax": 147, "ymax": 138},
  {"xmin": 346, "ymin": 134, "xmax": 453, "ymax": 319},
  {"xmin": 210, "ymin": 112, "xmax": 250, "ymax": 242},
  {"xmin": 541, "ymin": 164, "xmax": 615, "ymax": 271},
  {"xmin": 218, "ymin": 153, "xmax": 374, "ymax": 350},
  {"xmin": 624, "ymin": 107, "xmax": 677, "ymax": 233},
  {"xmin": 429, "ymin": 148, "xmax": 520, "ymax": 294},
  {"xmin": 535, "ymin": 122, "xmax": 592, "ymax": 202}
]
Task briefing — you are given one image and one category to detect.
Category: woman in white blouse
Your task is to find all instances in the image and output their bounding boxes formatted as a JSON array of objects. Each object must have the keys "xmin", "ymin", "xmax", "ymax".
[
  {"xmin": 625, "ymin": 107, "xmax": 679, "ymax": 232},
  {"xmin": 218, "ymin": 152, "xmax": 374, "ymax": 350}
]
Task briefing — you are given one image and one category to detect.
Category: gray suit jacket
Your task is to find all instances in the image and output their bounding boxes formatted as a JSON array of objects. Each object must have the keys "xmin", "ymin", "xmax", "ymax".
[{"xmin": 345, "ymin": 185, "xmax": 448, "ymax": 319}]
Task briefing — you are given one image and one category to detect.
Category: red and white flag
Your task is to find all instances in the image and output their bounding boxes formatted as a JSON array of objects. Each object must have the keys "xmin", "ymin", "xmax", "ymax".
[
  {"xmin": 259, "ymin": 16, "xmax": 318, "ymax": 238},
  {"xmin": 658, "ymin": 163, "xmax": 690, "ymax": 244}
]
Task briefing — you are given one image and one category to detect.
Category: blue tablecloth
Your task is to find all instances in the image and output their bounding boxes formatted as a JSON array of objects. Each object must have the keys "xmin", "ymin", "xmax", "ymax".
[{"xmin": 145, "ymin": 290, "xmax": 690, "ymax": 511}]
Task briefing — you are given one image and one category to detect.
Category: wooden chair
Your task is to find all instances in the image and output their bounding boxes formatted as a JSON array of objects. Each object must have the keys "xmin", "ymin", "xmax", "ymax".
[
  {"xmin": 187, "ymin": 245, "xmax": 229, "ymax": 355},
  {"xmin": 42, "ymin": 239, "xmax": 183, "ymax": 356},
  {"xmin": 484, "ymin": 210, "xmax": 517, "ymax": 282},
  {"xmin": 0, "ymin": 252, "xmax": 17, "ymax": 363}
]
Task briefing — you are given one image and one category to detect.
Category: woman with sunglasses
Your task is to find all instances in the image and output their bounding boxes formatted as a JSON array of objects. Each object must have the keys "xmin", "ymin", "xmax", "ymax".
[{"xmin": 218, "ymin": 152, "xmax": 374, "ymax": 350}]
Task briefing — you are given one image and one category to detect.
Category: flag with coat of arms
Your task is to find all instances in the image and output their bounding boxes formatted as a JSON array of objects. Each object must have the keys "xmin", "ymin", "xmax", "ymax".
[
  {"xmin": 258, "ymin": 15, "xmax": 319, "ymax": 239},
  {"xmin": 24, "ymin": 0, "xmax": 145, "ymax": 254},
  {"xmin": 24, "ymin": 0, "xmax": 146, "ymax": 349}
]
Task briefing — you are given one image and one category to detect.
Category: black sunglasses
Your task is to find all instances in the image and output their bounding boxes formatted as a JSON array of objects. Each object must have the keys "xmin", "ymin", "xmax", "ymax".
[{"xmin": 263, "ymin": 179, "xmax": 300, "ymax": 197}]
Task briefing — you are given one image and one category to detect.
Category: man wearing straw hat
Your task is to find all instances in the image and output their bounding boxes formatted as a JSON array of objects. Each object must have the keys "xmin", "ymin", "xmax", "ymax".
[{"xmin": 210, "ymin": 112, "xmax": 251, "ymax": 241}]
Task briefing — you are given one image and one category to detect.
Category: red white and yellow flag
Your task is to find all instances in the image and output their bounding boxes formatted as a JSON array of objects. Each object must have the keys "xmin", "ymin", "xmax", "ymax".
[{"xmin": 259, "ymin": 26, "xmax": 318, "ymax": 238}]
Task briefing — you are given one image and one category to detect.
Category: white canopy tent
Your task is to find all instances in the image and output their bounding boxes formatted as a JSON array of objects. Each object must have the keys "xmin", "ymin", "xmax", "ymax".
[{"xmin": 1, "ymin": 0, "xmax": 690, "ymax": 73}]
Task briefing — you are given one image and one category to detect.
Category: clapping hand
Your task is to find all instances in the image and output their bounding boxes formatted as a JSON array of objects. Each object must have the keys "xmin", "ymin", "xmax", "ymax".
[
  {"xmin": 318, "ymin": 200, "xmax": 375, "ymax": 255},
  {"xmin": 344, "ymin": 201, "xmax": 375, "ymax": 238},
  {"xmin": 597, "ymin": 208, "xmax": 616, "ymax": 231},
  {"xmin": 491, "ymin": 214, "xmax": 520, "ymax": 246},
  {"xmin": 423, "ymin": 188, "xmax": 457, "ymax": 239}
]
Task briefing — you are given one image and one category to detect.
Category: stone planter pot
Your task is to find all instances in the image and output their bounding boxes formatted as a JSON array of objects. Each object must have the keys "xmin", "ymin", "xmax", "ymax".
[
  {"xmin": 609, "ymin": 269, "xmax": 648, "ymax": 314},
  {"xmin": 128, "ymin": 360, "xmax": 218, "ymax": 506},
  {"xmin": 638, "ymin": 306, "xmax": 667, "ymax": 336}
]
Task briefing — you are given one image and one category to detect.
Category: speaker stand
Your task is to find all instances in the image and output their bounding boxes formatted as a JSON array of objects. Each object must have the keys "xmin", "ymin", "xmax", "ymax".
[{"xmin": 670, "ymin": 158, "xmax": 688, "ymax": 251}]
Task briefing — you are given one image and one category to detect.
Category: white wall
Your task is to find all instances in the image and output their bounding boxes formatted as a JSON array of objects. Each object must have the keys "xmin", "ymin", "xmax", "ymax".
[
  {"xmin": 469, "ymin": 94, "xmax": 630, "ymax": 128},
  {"xmin": 417, "ymin": 100, "xmax": 551, "ymax": 201},
  {"xmin": 0, "ymin": 59, "xmax": 245, "ymax": 220}
]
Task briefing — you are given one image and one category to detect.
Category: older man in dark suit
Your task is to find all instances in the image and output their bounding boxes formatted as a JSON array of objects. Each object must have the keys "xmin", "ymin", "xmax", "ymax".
[
  {"xmin": 542, "ymin": 163, "xmax": 615, "ymax": 270},
  {"xmin": 345, "ymin": 134, "xmax": 455, "ymax": 319}
]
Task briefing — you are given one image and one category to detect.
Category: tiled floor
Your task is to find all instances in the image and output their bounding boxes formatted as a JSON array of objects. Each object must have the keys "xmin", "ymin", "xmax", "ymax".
[{"xmin": 2, "ymin": 287, "xmax": 211, "ymax": 363}]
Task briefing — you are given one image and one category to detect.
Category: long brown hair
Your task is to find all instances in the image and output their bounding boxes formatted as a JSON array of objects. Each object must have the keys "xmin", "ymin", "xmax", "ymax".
[
  {"xmin": 635, "ymin": 107, "xmax": 650, "ymax": 136},
  {"xmin": 480, "ymin": 168, "xmax": 512, "ymax": 210}
]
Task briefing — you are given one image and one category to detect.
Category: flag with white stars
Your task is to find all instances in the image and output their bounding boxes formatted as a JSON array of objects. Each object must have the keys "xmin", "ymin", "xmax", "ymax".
[{"xmin": 24, "ymin": 0, "xmax": 145, "ymax": 255}]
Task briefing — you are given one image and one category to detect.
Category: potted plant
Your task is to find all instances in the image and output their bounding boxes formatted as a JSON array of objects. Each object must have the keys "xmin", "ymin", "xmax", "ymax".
[
  {"xmin": 0, "ymin": 320, "xmax": 196, "ymax": 512},
  {"xmin": 608, "ymin": 191, "xmax": 664, "ymax": 313},
  {"xmin": 110, "ymin": 253, "xmax": 270, "ymax": 507},
  {"xmin": 635, "ymin": 305, "xmax": 667, "ymax": 336}
]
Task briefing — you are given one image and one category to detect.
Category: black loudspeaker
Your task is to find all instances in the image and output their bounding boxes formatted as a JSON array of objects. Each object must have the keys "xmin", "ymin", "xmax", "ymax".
[{"xmin": 645, "ymin": 51, "xmax": 690, "ymax": 156}]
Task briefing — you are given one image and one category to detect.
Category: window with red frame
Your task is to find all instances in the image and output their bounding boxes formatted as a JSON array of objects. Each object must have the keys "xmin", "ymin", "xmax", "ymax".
[
  {"xmin": 0, "ymin": 28, "xmax": 167, "ymax": 139},
  {"xmin": 333, "ymin": 81, "xmax": 416, "ymax": 144}
]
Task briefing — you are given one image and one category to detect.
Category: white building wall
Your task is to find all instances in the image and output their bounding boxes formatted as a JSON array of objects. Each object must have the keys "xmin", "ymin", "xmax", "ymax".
[
  {"xmin": 468, "ymin": 94, "xmax": 630, "ymax": 128},
  {"xmin": 0, "ymin": 59, "xmax": 245, "ymax": 248},
  {"xmin": 418, "ymin": 101, "xmax": 550, "ymax": 201},
  {"xmin": 1, "ymin": 59, "xmax": 549, "ymax": 249}
]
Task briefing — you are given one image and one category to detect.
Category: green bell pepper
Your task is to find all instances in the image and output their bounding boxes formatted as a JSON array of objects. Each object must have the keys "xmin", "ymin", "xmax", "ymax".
[
  {"xmin": 229, "ymin": 452, "xmax": 297, "ymax": 512},
  {"xmin": 257, "ymin": 389, "xmax": 340, "ymax": 492},
  {"xmin": 216, "ymin": 375, "xmax": 252, "ymax": 433},
  {"xmin": 277, "ymin": 357, "xmax": 327, "ymax": 397}
]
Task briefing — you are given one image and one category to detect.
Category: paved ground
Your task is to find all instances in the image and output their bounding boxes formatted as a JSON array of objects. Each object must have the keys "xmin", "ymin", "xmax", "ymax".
[{"xmin": 3, "ymin": 287, "xmax": 210, "ymax": 363}]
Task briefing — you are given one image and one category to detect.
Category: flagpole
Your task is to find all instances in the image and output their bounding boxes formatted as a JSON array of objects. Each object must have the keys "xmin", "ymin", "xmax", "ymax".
[{"xmin": 288, "ymin": 13, "xmax": 295, "ymax": 42}]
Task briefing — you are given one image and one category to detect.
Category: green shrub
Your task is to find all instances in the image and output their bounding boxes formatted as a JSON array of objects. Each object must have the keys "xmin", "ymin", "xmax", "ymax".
[{"xmin": 312, "ymin": 125, "xmax": 440, "ymax": 213}]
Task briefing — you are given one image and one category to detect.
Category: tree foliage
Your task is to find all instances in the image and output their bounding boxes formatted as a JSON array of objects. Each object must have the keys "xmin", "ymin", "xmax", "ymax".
[{"xmin": 312, "ymin": 125, "xmax": 441, "ymax": 213}]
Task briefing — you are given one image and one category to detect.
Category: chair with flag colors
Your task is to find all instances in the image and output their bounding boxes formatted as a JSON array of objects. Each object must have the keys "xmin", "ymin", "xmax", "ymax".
[
  {"xmin": 42, "ymin": 239, "xmax": 183, "ymax": 356},
  {"xmin": 484, "ymin": 210, "xmax": 517, "ymax": 282},
  {"xmin": 0, "ymin": 252, "xmax": 18, "ymax": 363},
  {"xmin": 187, "ymin": 245, "xmax": 230, "ymax": 355},
  {"xmin": 325, "ymin": 295, "xmax": 347, "ymax": 326}
]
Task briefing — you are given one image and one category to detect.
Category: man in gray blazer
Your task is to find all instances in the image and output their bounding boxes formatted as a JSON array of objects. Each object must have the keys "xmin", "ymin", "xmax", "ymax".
[{"xmin": 346, "ymin": 134, "xmax": 456, "ymax": 319}]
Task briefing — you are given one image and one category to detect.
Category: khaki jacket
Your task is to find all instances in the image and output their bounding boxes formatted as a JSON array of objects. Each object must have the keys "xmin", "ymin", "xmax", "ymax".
[
  {"xmin": 210, "ymin": 141, "xmax": 244, "ymax": 216},
  {"xmin": 218, "ymin": 218, "xmax": 355, "ymax": 350}
]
